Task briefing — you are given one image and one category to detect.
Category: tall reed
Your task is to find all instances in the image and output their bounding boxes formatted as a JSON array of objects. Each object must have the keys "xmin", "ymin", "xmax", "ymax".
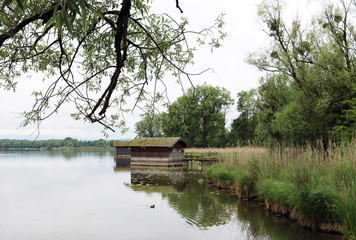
[{"xmin": 200, "ymin": 143, "xmax": 356, "ymax": 238}]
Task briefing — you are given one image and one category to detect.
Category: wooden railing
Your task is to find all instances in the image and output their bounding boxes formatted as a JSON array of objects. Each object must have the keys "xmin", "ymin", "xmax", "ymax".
[{"xmin": 184, "ymin": 152, "xmax": 219, "ymax": 162}]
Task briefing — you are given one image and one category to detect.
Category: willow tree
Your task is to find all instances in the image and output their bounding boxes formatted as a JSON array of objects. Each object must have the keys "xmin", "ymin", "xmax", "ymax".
[{"xmin": 0, "ymin": 0, "xmax": 225, "ymax": 134}]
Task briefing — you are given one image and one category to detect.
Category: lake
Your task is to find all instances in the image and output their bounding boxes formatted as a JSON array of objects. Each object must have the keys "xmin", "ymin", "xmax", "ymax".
[{"xmin": 0, "ymin": 151, "xmax": 342, "ymax": 240}]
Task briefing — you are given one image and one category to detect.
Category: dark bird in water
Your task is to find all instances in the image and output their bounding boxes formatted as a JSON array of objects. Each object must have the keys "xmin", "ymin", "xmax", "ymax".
[{"xmin": 150, "ymin": 204, "xmax": 155, "ymax": 208}]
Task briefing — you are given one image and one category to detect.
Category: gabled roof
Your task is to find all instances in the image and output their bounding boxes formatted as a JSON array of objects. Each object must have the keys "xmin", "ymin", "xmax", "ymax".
[
  {"xmin": 113, "ymin": 141, "xmax": 131, "ymax": 147},
  {"xmin": 127, "ymin": 137, "xmax": 188, "ymax": 148}
]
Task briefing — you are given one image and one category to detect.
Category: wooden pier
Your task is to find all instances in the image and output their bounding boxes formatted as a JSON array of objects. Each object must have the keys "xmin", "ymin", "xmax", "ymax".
[{"xmin": 183, "ymin": 153, "xmax": 219, "ymax": 162}]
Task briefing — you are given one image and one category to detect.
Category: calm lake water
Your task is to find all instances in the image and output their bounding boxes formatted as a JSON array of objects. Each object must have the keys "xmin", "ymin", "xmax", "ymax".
[{"xmin": 0, "ymin": 151, "xmax": 342, "ymax": 240}]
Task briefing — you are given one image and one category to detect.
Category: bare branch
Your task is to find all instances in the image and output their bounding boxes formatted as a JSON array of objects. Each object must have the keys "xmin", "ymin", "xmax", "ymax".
[
  {"xmin": 175, "ymin": 0, "xmax": 183, "ymax": 13},
  {"xmin": 88, "ymin": 0, "xmax": 132, "ymax": 120},
  {"xmin": 0, "ymin": 5, "xmax": 58, "ymax": 47}
]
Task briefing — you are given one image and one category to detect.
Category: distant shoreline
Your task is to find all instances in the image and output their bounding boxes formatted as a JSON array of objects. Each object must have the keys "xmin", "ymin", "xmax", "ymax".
[{"xmin": 0, "ymin": 147, "xmax": 114, "ymax": 151}]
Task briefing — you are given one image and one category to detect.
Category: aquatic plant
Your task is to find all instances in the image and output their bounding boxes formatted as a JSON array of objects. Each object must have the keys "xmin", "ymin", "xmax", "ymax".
[
  {"xmin": 337, "ymin": 185, "xmax": 356, "ymax": 239},
  {"xmin": 332, "ymin": 162, "xmax": 356, "ymax": 189},
  {"xmin": 293, "ymin": 185, "xmax": 340, "ymax": 228},
  {"xmin": 233, "ymin": 166, "xmax": 251, "ymax": 198},
  {"xmin": 205, "ymin": 164, "xmax": 235, "ymax": 186},
  {"xmin": 257, "ymin": 178, "xmax": 295, "ymax": 210},
  {"xmin": 200, "ymin": 141, "xmax": 356, "ymax": 238}
]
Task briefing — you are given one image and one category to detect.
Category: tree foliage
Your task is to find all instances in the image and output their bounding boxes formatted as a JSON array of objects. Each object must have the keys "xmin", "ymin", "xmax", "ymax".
[
  {"xmin": 135, "ymin": 112, "xmax": 163, "ymax": 137},
  {"xmin": 161, "ymin": 83, "xmax": 233, "ymax": 147},
  {"xmin": 0, "ymin": 137, "xmax": 113, "ymax": 149},
  {"xmin": 0, "ymin": 0, "xmax": 226, "ymax": 134},
  {"xmin": 247, "ymin": 0, "xmax": 356, "ymax": 146},
  {"xmin": 229, "ymin": 89, "xmax": 258, "ymax": 146}
]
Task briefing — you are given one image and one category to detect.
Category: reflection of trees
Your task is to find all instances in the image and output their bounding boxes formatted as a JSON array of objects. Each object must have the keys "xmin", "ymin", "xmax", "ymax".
[
  {"xmin": 127, "ymin": 168, "xmax": 237, "ymax": 229},
  {"xmin": 146, "ymin": 167, "xmax": 329, "ymax": 235},
  {"xmin": 126, "ymin": 168, "xmax": 339, "ymax": 239},
  {"xmin": 15, "ymin": 150, "xmax": 110, "ymax": 160},
  {"xmin": 163, "ymin": 175, "xmax": 237, "ymax": 230},
  {"xmin": 51, "ymin": 150, "xmax": 109, "ymax": 160},
  {"xmin": 234, "ymin": 201, "xmax": 342, "ymax": 240}
]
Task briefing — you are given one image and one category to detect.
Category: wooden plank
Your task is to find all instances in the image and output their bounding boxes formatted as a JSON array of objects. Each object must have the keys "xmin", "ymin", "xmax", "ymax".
[{"xmin": 183, "ymin": 153, "xmax": 219, "ymax": 162}]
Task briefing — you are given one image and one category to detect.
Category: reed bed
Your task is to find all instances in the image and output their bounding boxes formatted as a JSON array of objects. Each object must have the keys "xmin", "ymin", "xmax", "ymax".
[
  {"xmin": 199, "ymin": 143, "xmax": 356, "ymax": 239},
  {"xmin": 185, "ymin": 147, "xmax": 267, "ymax": 164}
]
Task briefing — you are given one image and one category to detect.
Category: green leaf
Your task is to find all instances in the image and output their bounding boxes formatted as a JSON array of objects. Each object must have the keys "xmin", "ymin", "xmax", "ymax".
[
  {"xmin": 78, "ymin": 0, "xmax": 87, "ymax": 35},
  {"xmin": 62, "ymin": 9, "xmax": 73, "ymax": 34},
  {"xmin": 91, "ymin": 7, "xmax": 104, "ymax": 20},
  {"xmin": 1, "ymin": 0, "xmax": 13, "ymax": 9},
  {"xmin": 15, "ymin": 0, "xmax": 24, "ymax": 9},
  {"xmin": 46, "ymin": 3, "xmax": 59, "ymax": 35},
  {"xmin": 56, "ymin": 11, "xmax": 62, "ymax": 37},
  {"xmin": 67, "ymin": 0, "xmax": 80, "ymax": 14}
]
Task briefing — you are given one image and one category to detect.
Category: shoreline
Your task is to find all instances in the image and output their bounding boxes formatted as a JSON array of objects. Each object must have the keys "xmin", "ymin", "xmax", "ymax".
[
  {"xmin": 205, "ymin": 179, "xmax": 343, "ymax": 235},
  {"xmin": 0, "ymin": 147, "xmax": 114, "ymax": 151}
]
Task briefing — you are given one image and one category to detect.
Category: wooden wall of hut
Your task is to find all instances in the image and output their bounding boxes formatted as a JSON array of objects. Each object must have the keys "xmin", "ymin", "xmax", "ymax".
[{"xmin": 131, "ymin": 147, "xmax": 184, "ymax": 166}]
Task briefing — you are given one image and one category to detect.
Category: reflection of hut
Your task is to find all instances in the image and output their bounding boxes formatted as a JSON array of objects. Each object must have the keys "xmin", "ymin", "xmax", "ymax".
[
  {"xmin": 129, "ymin": 167, "xmax": 186, "ymax": 193},
  {"xmin": 127, "ymin": 137, "xmax": 188, "ymax": 167},
  {"xmin": 113, "ymin": 141, "xmax": 131, "ymax": 167}
]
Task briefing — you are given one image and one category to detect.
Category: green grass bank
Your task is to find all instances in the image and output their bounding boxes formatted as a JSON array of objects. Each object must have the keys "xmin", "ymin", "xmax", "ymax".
[{"xmin": 195, "ymin": 144, "xmax": 356, "ymax": 239}]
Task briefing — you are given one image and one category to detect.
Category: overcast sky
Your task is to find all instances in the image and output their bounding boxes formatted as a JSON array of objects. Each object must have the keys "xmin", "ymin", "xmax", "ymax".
[{"xmin": 0, "ymin": 0, "xmax": 329, "ymax": 140}]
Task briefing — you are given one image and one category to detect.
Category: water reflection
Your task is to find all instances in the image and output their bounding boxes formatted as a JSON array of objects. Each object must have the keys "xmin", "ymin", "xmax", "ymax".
[
  {"xmin": 125, "ymin": 167, "xmax": 234, "ymax": 229},
  {"xmin": 1, "ymin": 149, "xmax": 111, "ymax": 158},
  {"xmin": 125, "ymin": 167, "xmax": 342, "ymax": 240},
  {"xmin": 115, "ymin": 158, "xmax": 131, "ymax": 167},
  {"xmin": 0, "ymin": 151, "xmax": 343, "ymax": 240},
  {"xmin": 163, "ymin": 176, "xmax": 236, "ymax": 230},
  {"xmin": 129, "ymin": 167, "xmax": 186, "ymax": 192},
  {"xmin": 234, "ymin": 201, "xmax": 342, "ymax": 240}
]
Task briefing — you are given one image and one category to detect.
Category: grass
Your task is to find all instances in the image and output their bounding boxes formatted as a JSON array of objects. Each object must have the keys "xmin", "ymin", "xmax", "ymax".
[
  {"xmin": 205, "ymin": 164, "xmax": 235, "ymax": 186},
  {"xmin": 337, "ymin": 185, "xmax": 356, "ymax": 240},
  {"xmin": 198, "ymin": 144, "xmax": 356, "ymax": 239}
]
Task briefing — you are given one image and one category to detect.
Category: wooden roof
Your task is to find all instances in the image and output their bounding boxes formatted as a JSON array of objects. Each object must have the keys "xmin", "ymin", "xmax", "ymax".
[
  {"xmin": 127, "ymin": 137, "xmax": 188, "ymax": 148},
  {"xmin": 113, "ymin": 141, "xmax": 131, "ymax": 147}
]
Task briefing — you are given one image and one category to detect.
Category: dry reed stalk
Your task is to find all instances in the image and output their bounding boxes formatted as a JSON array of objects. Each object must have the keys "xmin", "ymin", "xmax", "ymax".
[
  {"xmin": 185, "ymin": 147, "xmax": 267, "ymax": 154},
  {"xmin": 186, "ymin": 147, "xmax": 267, "ymax": 165},
  {"xmin": 319, "ymin": 222, "xmax": 342, "ymax": 233},
  {"xmin": 195, "ymin": 142, "xmax": 355, "ymax": 178},
  {"xmin": 271, "ymin": 203, "xmax": 290, "ymax": 216}
]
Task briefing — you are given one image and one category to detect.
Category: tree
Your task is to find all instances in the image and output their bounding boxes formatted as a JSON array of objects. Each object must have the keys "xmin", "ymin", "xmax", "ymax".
[
  {"xmin": 0, "ymin": 0, "xmax": 226, "ymax": 134},
  {"xmin": 162, "ymin": 83, "xmax": 233, "ymax": 147},
  {"xmin": 135, "ymin": 113, "xmax": 163, "ymax": 137},
  {"xmin": 247, "ymin": 0, "xmax": 356, "ymax": 146},
  {"xmin": 230, "ymin": 89, "xmax": 258, "ymax": 146}
]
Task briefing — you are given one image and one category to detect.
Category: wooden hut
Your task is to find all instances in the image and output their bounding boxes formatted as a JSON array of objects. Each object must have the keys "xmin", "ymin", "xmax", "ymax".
[
  {"xmin": 113, "ymin": 141, "xmax": 131, "ymax": 166},
  {"xmin": 127, "ymin": 137, "xmax": 188, "ymax": 167}
]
